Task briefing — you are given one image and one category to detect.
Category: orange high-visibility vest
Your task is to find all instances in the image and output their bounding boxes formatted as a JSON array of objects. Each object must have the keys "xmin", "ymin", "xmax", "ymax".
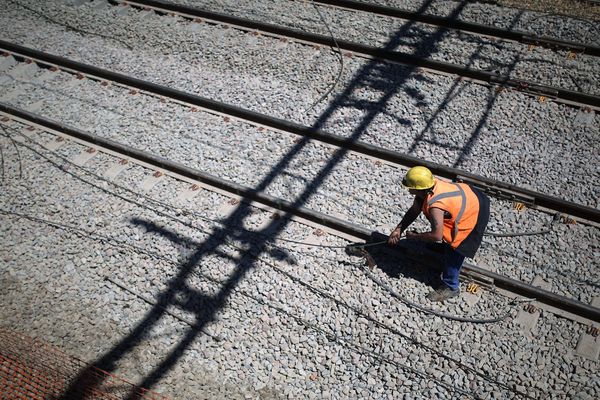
[{"xmin": 422, "ymin": 179, "xmax": 481, "ymax": 250}]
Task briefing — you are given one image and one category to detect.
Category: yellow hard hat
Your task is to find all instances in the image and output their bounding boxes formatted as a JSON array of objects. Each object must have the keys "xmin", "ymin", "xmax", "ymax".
[{"xmin": 402, "ymin": 166, "xmax": 435, "ymax": 190}]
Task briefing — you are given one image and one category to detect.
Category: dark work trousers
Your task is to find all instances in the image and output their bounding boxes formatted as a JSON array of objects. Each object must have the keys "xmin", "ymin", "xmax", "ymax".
[{"xmin": 441, "ymin": 243, "xmax": 465, "ymax": 290}]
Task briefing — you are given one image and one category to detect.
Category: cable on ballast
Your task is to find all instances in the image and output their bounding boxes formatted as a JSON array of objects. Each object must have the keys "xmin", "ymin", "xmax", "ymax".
[
  {"xmin": 303, "ymin": 1, "xmax": 344, "ymax": 114},
  {"xmin": 484, "ymin": 212, "xmax": 561, "ymax": 237},
  {"xmin": 0, "ymin": 122, "xmax": 380, "ymax": 251},
  {"xmin": 360, "ymin": 260, "xmax": 516, "ymax": 324},
  {"xmin": 0, "ymin": 208, "xmax": 519, "ymax": 399},
  {"xmin": 524, "ymin": 12, "xmax": 600, "ymax": 46},
  {"xmin": 0, "ymin": 124, "xmax": 543, "ymax": 328},
  {"xmin": 0, "ymin": 124, "xmax": 561, "ymax": 243},
  {"xmin": 1, "ymin": 117, "xmax": 544, "ymax": 398},
  {"xmin": 484, "ymin": 228, "xmax": 550, "ymax": 237},
  {"xmin": 6, "ymin": 0, "xmax": 134, "ymax": 50},
  {"xmin": 0, "ymin": 143, "xmax": 4, "ymax": 181},
  {"xmin": 6, "ymin": 131, "xmax": 22, "ymax": 179}
]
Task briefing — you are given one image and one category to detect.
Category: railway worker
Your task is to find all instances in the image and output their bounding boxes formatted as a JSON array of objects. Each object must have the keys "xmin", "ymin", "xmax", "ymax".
[{"xmin": 388, "ymin": 166, "xmax": 490, "ymax": 302}]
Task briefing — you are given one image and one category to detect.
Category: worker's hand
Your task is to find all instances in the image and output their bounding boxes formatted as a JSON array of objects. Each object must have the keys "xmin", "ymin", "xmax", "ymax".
[
  {"xmin": 388, "ymin": 227, "xmax": 403, "ymax": 246},
  {"xmin": 405, "ymin": 230, "xmax": 419, "ymax": 240}
]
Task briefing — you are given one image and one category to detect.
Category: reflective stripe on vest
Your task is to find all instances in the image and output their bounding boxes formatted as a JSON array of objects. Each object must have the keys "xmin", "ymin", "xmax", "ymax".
[{"xmin": 427, "ymin": 184, "xmax": 466, "ymax": 241}]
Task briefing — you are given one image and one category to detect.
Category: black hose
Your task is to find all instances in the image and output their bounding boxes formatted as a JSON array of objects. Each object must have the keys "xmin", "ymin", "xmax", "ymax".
[
  {"xmin": 303, "ymin": 0, "xmax": 344, "ymax": 113},
  {"xmin": 484, "ymin": 228, "xmax": 551, "ymax": 237},
  {"xmin": 484, "ymin": 212, "xmax": 561, "ymax": 237},
  {"xmin": 0, "ymin": 143, "xmax": 4, "ymax": 181},
  {"xmin": 360, "ymin": 262, "xmax": 515, "ymax": 324},
  {"xmin": 0, "ymin": 132, "xmax": 535, "ymax": 399}
]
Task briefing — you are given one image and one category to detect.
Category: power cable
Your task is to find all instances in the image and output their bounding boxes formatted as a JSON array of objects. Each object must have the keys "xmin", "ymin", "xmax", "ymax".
[
  {"xmin": 242, "ymin": 288, "xmax": 480, "ymax": 399},
  {"xmin": 6, "ymin": 132, "xmax": 22, "ymax": 179},
  {"xmin": 303, "ymin": 1, "xmax": 345, "ymax": 113},
  {"xmin": 0, "ymin": 126, "xmax": 23, "ymax": 180},
  {"xmin": 0, "ymin": 143, "xmax": 4, "ymax": 182},
  {"xmin": 360, "ymin": 262, "xmax": 525, "ymax": 323},
  {"xmin": 0, "ymin": 131, "xmax": 540, "ymax": 398},
  {"xmin": 0, "ymin": 122, "xmax": 384, "ymax": 250},
  {"xmin": 0, "ymin": 124, "xmax": 383, "ymax": 260},
  {"xmin": 0, "ymin": 125, "xmax": 561, "ymax": 324},
  {"xmin": 484, "ymin": 228, "xmax": 550, "ymax": 237},
  {"xmin": 0, "ymin": 209, "xmax": 525, "ymax": 399},
  {"xmin": 4, "ymin": 119, "xmax": 552, "ymax": 251},
  {"xmin": 524, "ymin": 12, "xmax": 600, "ymax": 45},
  {"xmin": 0, "ymin": 124, "xmax": 545, "ymax": 325},
  {"xmin": 0, "ymin": 126, "xmax": 538, "ymax": 396},
  {"xmin": 485, "ymin": 212, "xmax": 561, "ymax": 237},
  {"xmin": 0, "ymin": 122, "xmax": 381, "ymax": 261},
  {"xmin": 484, "ymin": 227, "xmax": 551, "ymax": 237},
  {"xmin": 6, "ymin": 0, "xmax": 134, "ymax": 50},
  {"xmin": 1, "ymin": 114, "xmax": 544, "ymax": 396},
  {"xmin": 0, "ymin": 120, "xmax": 561, "ymax": 338}
]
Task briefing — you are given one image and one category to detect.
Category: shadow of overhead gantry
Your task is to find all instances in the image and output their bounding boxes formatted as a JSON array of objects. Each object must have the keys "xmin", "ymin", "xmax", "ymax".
[
  {"xmin": 404, "ymin": 12, "xmax": 527, "ymax": 169},
  {"xmin": 58, "ymin": 1, "xmax": 520, "ymax": 398}
]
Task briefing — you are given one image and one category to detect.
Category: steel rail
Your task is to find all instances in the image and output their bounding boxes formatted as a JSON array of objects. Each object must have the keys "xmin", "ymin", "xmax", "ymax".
[
  {"xmin": 1, "ymin": 40, "xmax": 598, "ymax": 224},
  {"xmin": 312, "ymin": 0, "xmax": 600, "ymax": 57},
  {"xmin": 113, "ymin": 0, "xmax": 600, "ymax": 109},
  {"xmin": 1, "ymin": 103, "xmax": 598, "ymax": 323}
]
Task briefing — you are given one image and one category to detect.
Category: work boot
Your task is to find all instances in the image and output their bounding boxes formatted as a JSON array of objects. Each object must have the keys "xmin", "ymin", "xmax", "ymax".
[{"xmin": 426, "ymin": 285, "xmax": 459, "ymax": 302}]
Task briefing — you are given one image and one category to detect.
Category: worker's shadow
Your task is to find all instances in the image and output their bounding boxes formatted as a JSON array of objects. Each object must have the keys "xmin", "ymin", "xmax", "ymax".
[{"xmin": 357, "ymin": 233, "xmax": 446, "ymax": 289}]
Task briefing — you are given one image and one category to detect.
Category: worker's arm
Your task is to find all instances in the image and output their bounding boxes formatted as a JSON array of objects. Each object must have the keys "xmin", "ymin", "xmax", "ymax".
[
  {"xmin": 405, "ymin": 207, "xmax": 444, "ymax": 242},
  {"xmin": 388, "ymin": 197, "xmax": 422, "ymax": 245}
]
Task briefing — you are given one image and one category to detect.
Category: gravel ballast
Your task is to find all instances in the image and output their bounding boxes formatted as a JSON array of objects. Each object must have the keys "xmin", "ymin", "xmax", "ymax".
[
  {"xmin": 1, "ymin": 0, "xmax": 597, "ymax": 206},
  {"xmin": 1, "ymin": 125, "xmax": 598, "ymax": 399},
  {"xmin": 0, "ymin": 0, "xmax": 598, "ymax": 399}
]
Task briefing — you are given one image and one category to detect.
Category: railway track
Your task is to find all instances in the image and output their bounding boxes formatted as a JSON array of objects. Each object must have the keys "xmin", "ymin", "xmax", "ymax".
[
  {"xmin": 2, "ymin": 131, "xmax": 536, "ymax": 398},
  {"xmin": 1, "ymin": 3, "xmax": 598, "ymax": 398},
  {"xmin": 263, "ymin": 0, "xmax": 600, "ymax": 56},
  {"xmin": 330, "ymin": 0, "xmax": 600, "ymax": 54},
  {"xmin": 1, "ymin": 103, "xmax": 599, "ymax": 399},
  {"xmin": 2, "ymin": 111, "xmax": 599, "ymax": 399},
  {"xmin": 1, "ymin": 102, "xmax": 598, "ymax": 325},
  {"xmin": 1, "ymin": 42, "xmax": 598, "ymax": 224},
  {"xmin": 108, "ymin": 0, "xmax": 600, "ymax": 109}
]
